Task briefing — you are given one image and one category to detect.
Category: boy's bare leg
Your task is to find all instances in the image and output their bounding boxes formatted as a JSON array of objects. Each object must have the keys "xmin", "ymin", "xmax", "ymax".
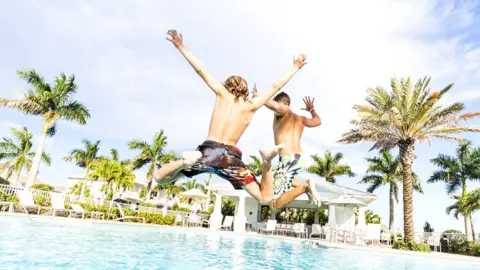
[
  {"xmin": 153, "ymin": 151, "xmax": 202, "ymax": 184},
  {"xmin": 271, "ymin": 184, "xmax": 307, "ymax": 209},
  {"xmin": 259, "ymin": 144, "xmax": 284, "ymax": 201},
  {"xmin": 272, "ymin": 179, "xmax": 320, "ymax": 209},
  {"xmin": 243, "ymin": 144, "xmax": 284, "ymax": 204}
]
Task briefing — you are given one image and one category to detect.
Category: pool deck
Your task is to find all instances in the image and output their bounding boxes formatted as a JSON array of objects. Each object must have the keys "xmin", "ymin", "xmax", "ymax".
[{"xmin": 2, "ymin": 212, "xmax": 480, "ymax": 264}]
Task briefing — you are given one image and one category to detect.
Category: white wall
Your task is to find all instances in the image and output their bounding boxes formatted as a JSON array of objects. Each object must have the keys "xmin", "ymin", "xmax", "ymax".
[{"xmin": 244, "ymin": 197, "xmax": 260, "ymax": 230}]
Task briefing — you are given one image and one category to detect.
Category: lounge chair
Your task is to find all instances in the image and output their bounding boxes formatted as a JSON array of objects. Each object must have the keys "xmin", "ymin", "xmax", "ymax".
[
  {"xmin": 292, "ymin": 223, "xmax": 307, "ymax": 238},
  {"xmin": 259, "ymin": 219, "xmax": 277, "ymax": 235},
  {"xmin": 309, "ymin": 224, "xmax": 323, "ymax": 240},
  {"xmin": 428, "ymin": 235, "xmax": 441, "ymax": 252},
  {"xmin": 186, "ymin": 214, "xmax": 203, "ymax": 227},
  {"xmin": 16, "ymin": 189, "xmax": 48, "ymax": 215},
  {"xmin": 50, "ymin": 192, "xmax": 78, "ymax": 218},
  {"xmin": 220, "ymin": 216, "xmax": 234, "ymax": 231},
  {"xmin": 0, "ymin": 201, "xmax": 14, "ymax": 213},
  {"xmin": 364, "ymin": 224, "xmax": 381, "ymax": 245},
  {"xmin": 380, "ymin": 232, "xmax": 392, "ymax": 245},
  {"xmin": 113, "ymin": 201, "xmax": 145, "ymax": 223},
  {"xmin": 70, "ymin": 204, "xmax": 105, "ymax": 220}
]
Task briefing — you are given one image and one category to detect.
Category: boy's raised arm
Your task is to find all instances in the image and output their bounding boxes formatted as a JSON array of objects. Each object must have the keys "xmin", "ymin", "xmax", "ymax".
[
  {"xmin": 166, "ymin": 29, "xmax": 226, "ymax": 96},
  {"xmin": 252, "ymin": 85, "xmax": 290, "ymax": 116},
  {"xmin": 249, "ymin": 53, "xmax": 307, "ymax": 110}
]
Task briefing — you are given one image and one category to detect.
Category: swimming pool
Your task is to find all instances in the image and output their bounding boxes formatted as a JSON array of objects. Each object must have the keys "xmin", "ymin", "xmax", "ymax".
[{"xmin": 0, "ymin": 215, "xmax": 478, "ymax": 269}]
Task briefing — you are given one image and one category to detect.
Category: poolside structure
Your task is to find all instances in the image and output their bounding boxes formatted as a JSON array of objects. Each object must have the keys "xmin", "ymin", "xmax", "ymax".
[{"xmin": 207, "ymin": 173, "xmax": 377, "ymax": 234}]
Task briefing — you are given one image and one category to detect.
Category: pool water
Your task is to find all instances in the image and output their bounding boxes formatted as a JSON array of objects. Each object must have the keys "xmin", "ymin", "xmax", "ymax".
[{"xmin": 0, "ymin": 215, "xmax": 478, "ymax": 269}]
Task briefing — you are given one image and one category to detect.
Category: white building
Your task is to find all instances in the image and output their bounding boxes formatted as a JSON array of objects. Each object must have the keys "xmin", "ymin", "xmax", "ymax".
[{"xmin": 207, "ymin": 175, "xmax": 377, "ymax": 234}]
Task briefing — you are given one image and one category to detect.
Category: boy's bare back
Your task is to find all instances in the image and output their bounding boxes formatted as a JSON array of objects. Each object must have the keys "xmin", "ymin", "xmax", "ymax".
[
  {"xmin": 273, "ymin": 112, "xmax": 306, "ymax": 156},
  {"xmin": 165, "ymin": 29, "xmax": 307, "ymax": 146}
]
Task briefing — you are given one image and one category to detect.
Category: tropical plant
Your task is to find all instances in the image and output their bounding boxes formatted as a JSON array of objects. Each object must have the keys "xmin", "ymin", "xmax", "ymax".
[
  {"xmin": 307, "ymin": 151, "xmax": 355, "ymax": 183},
  {"xmin": 365, "ymin": 209, "xmax": 381, "ymax": 224},
  {"xmin": 446, "ymin": 188, "xmax": 480, "ymax": 241},
  {"xmin": 246, "ymin": 155, "xmax": 263, "ymax": 177},
  {"xmin": 87, "ymin": 157, "xmax": 135, "ymax": 200},
  {"xmin": 30, "ymin": 183, "xmax": 55, "ymax": 192},
  {"xmin": 429, "ymin": 142, "xmax": 480, "ymax": 240},
  {"xmin": 128, "ymin": 130, "xmax": 178, "ymax": 200},
  {"xmin": 0, "ymin": 127, "xmax": 51, "ymax": 187},
  {"xmin": 359, "ymin": 149, "xmax": 423, "ymax": 231},
  {"xmin": 182, "ymin": 179, "xmax": 203, "ymax": 190},
  {"xmin": 153, "ymin": 183, "xmax": 185, "ymax": 199},
  {"xmin": 63, "ymin": 139, "xmax": 101, "ymax": 199},
  {"xmin": 0, "ymin": 70, "xmax": 90, "ymax": 187},
  {"xmin": 68, "ymin": 181, "xmax": 91, "ymax": 197},
  {"xmin": 338, "ymin": 76, "xmax": 480, "ymax": 241},
  {"xmin": 423, "ymin": 221, "xmax": 434, "ymax": 233},
  {"xmin": 0, "ymin": 176, "xmax": 9, "ymax": 185}
]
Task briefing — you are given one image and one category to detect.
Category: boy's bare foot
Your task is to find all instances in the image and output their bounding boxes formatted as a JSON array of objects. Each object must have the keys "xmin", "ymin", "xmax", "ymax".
[
  {"xmin": 182, "ymin": 151, "xmax": 202, "ymax": 166},
  {"xmin": 259, "ymin": 144, "xmax": 284, "ymax": 164},
  {"xmin": 306, "ymin": 179, "xmax": 321, "ymax": 206}
]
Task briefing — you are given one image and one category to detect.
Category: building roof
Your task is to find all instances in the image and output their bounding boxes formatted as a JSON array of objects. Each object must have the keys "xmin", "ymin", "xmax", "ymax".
[{"xmin": 209, "ymin": 172, "xmax": 377, "ymax": 208}]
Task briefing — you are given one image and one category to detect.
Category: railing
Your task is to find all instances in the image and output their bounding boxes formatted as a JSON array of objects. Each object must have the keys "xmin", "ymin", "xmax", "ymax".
[{"xmin": 0, "ymin": 184, "xmax": 209, "ymax": 219}]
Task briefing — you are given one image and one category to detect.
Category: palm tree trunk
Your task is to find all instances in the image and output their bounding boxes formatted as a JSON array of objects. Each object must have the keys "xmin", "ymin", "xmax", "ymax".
[
  {"xmin": 470, "ymin": 215, "xmax": 476, "ymax": 242},
  {"xmin": 25, "ymin": 124, "xmax": 48, "ymax": 188},
  {"xmin": 145, "ymin": 178, "xmax": 153, "ymax": 201},
  {"xmin": 389, "ymin": 184, "xmax": 395, "ymax": 232},
  {"xmin": 466, "ymin": 214, "xmax": 473, "ymax": 241},
  {"xmin": 14, "ymin": 169, "xmax": 22, "ymax": 188},
  {"xmin": 399, "ymin": 140, "xmax": 415, "ymax": 242},
  {"xmin": 80, "ymin": 168, "xmax": 89, "ymax": 200},
  {"xmin": 461, "ymin": 180, "xmax": 470, "ymax": 239}
]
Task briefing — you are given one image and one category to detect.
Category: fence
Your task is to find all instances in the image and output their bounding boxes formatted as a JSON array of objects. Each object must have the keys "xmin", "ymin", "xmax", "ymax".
[{"xmin": 0, "ymin": 184, "xmax": 209, "ymax": 219}]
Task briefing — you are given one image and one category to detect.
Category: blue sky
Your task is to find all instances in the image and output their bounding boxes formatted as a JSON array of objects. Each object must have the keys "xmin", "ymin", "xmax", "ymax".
[{"xmin": 1, "ymin": 0, "xmax": 480, "ymax": 233}]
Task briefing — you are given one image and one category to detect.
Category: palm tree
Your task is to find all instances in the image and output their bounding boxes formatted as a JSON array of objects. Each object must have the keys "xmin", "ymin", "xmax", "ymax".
[
  {"xmin": 87, "ymin": 159, "xmax": 119, "ymax": 199},
  {"xmin": 128, "ymin": 130, "xmax": 177, "ymax": 200},
  {"xmin": 0, "ymin": 70, "xmax": 90, "ymax": 187},
  {"xmin": 428, "ymin": 142, "xmax": 480, "ymax": 240},
  {"xmin": 246, "ymin": 155, "xmax": 263, "ymax": 177},
  {"xmin": 307, "ymin": 151, "xmax": 355, "ymax": 183},
  {"xmin": 182, "ymin": 179, "xmax": 202, "ymax": 190},
  {"xmin": 63, "ymin": 139, "xmax": 101, "ymax": 199},
  {"xmin": 359, "ymin": 149, "xmax": 423, "ymax": 231},
  {"xmin": 365, "ymin": 209, "xmax": 381, "ymax": 224},
  {"xmin": 338, "ymin": 76, "xmax": 480, "ymax": 241},
  {"xmin": 463, "ymin": 189, "xmax": 480, "ymax": 240},
  {"xmin": 0, "ymin": 127, "xmax": 51, "ymax": 187},
  {"xmin": 446, "ymin": 188, "xmax": 480, "ymax": 241}
]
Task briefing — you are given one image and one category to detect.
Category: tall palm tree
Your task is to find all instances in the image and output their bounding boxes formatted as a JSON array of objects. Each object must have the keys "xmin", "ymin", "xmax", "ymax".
[
  {"xmin": 428, "ymin": 142, "xmax": 480, "ymax": 240},
  {"xmin": 63, "ymin": 139, "xmax": 101, "ymax": 199},
  {"xmin": 360, "ymin": 149, "xmax": 423, "ymax": 231},
  {"xmin": 338, "ymin": 76, "xmax": 480, "ymax": 241},
  {"xmin": 87, "ymin": 159, "xmax": 119, "ymax": 199},
  {"xmin": 0, "ymin": 70, "xmax": 90, "ymax": 187},
  {"xmin": 0, "ymin": 127, "xmax": 51, "ymax": 187},
  {"xmin": 307, "ymin": 151, "xmax": 355, "ymax": 183},
  {"xmin": 463, "ymin": 188, "xmax": 480, "ymax": 240},
  {"xmin": 246, "ymin": 155, "xmax": 263, "ymax": 177},
  {"xmin": 128, "ymin": 130, "xmax": 178, "ymax": 200}
]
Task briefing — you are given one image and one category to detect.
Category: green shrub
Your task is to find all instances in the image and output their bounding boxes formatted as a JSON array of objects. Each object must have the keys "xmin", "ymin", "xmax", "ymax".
[
  {"xmin": 392, "ymin": 240, "xmax": 430, "ymax": 253},
  {"xmin": 140, "ymin": 202, "xmax": 157, "ymax": 208},
  {"xmin": 0, "ymin": 177, "xmax": 10, "ymax": 185},
  {"xmin": 31, "ymin": 184, "xmax": 55, "ymax": 192},
  {"xmin": 171, "ymin": 203, "xmax": 191, "ymax": 212},
  {"xmin": 34, "ymin": 194, "xmax": 51, "ymax": 207}
]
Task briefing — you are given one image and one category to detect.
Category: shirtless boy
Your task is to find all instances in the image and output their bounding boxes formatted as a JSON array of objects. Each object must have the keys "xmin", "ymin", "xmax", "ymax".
[
  {"xmin": 153, "ymin": 29, "xmax": 307, "ymax": 204},
  {"xmin": 255, "ymin": 90, "xmax": 322, "ymax": 209}
]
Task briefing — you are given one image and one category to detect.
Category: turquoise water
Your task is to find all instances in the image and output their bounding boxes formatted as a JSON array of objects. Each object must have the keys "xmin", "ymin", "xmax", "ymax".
[{"xmin": 0, "ymin": 215, "xmax": 479, "ymax": 269}]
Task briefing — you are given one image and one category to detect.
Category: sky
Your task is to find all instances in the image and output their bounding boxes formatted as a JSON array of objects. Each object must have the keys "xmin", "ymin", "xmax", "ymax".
[{"xmin": 1, "ymin": 0, "xmax": 480, "ymax": 234}]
